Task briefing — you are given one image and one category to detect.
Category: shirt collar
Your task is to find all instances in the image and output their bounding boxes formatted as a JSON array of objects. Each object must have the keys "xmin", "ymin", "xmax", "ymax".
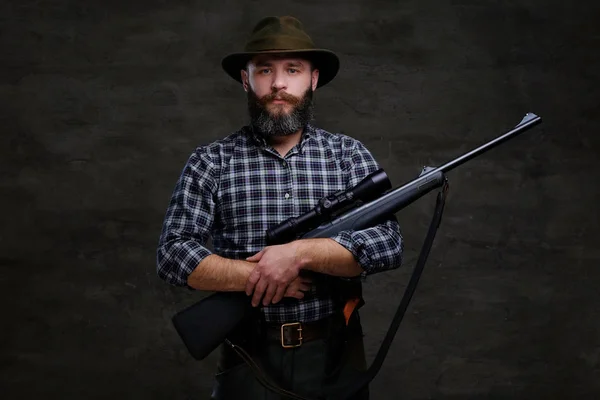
[{"xmin": 247, "ymin": 123, "xmax": 315, "ymax": 151}]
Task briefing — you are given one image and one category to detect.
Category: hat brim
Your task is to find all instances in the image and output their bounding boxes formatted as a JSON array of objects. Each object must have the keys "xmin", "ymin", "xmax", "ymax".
[{"xmin": 221, "ymin": 49, "xmax": 340, "ymax": 88}]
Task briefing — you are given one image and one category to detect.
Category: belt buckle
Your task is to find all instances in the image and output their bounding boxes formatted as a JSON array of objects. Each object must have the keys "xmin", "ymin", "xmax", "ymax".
[{"xmin": 280, "ymin": 322, "xmax": 303, "ymax": 348}]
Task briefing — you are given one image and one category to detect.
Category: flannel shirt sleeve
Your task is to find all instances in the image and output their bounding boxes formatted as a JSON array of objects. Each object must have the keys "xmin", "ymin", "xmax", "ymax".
[
  {"xmin": 156, "ymin": 148, "xmax": 217, "ymax": 287},
  {"xmin": 329, "ymin": 139, "xmax": 404, "ymax": 276}
]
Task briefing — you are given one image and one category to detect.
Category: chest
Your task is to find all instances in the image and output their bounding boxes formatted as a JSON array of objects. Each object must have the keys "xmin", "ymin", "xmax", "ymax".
[{"xmin": 215, "ymin": 152, "xmax": 348, "ymax": 232}]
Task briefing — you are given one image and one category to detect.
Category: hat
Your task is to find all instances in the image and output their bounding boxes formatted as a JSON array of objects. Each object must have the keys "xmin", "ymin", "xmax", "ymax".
[{"xmin": 221, "ymin": 16, "xmax": 340, "ymax": 88}]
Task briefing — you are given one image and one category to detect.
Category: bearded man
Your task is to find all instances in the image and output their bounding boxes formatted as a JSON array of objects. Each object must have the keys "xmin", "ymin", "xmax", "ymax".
[{"xmin": 157, "ymin": 16, "xmax": 404, "ymax": 400}]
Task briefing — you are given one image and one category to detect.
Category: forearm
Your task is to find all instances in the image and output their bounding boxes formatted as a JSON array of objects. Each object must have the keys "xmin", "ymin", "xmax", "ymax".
[
  {"xmin": 186, "ymin": 254, "xmax": 256, "ymax": 291},
  {"xmin": 294, "ymin": 238, "xmax": 364, "ymax": 277},
  {"xmin": 328, "ymin": 218, "xmax": 404, "ymax": 275}
]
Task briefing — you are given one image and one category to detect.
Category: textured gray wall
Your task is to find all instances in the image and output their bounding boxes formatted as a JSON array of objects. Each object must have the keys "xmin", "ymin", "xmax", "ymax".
[{"xmin": 1, "ymin": 0, "xmax": 599, "ymax": 399}]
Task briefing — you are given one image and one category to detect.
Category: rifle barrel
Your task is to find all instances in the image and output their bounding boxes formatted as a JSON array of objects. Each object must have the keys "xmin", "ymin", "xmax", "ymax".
[
  {"xmin": 301, "ymin": 112, "xmax": 542, "ymax": 239},
  {"xmin": 427, "ymin": 112, "xmax": 542, "ymax": 177}
]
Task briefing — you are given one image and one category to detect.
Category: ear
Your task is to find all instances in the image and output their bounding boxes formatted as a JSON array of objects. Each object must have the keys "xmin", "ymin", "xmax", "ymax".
[
  {"xmin": 241, "ymin": 69, "xmax": 249, "ymax": 92},
  {"xmin": 311, "ymin": 68, "xmax": 320, "ymax": 91}
]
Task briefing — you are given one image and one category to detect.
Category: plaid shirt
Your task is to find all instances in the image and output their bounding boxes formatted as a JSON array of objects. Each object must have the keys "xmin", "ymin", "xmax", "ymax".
[{"xmin": 156, "ymin": 123, "xmax": 403, "ymax": 323}]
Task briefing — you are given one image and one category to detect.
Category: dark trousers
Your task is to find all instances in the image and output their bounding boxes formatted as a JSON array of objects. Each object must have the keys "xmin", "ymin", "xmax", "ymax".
[{"xmin": 210, "ymin": 314, "xmax": 369, "ymax": 400}]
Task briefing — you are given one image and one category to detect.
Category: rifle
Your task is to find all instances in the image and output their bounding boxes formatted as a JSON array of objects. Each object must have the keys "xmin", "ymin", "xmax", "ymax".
[{"xmin": 171, "ymin": 112, "xmax": 542, "ymax": 399}]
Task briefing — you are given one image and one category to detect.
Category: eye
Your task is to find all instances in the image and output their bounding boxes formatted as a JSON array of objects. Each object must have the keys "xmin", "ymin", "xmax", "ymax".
[
  {"xmin": 259, "ymin": 68, "xmax": 271, "ymax": 74},
  {"xmin": 289, "ymin": 68, "xmax": 298, "ymax": 73}
]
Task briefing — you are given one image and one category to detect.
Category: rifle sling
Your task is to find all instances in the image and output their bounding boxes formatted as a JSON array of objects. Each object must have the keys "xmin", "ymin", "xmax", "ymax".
[{"xmin": 227, "ymin": 181, "xmax": 449, "ymax": 400}]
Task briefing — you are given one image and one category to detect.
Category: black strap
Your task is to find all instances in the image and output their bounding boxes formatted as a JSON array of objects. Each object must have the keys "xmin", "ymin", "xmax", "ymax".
[
  {"xmin": 326, "ymin": 179, "xmax": 449, "ymax": 399},
  {"xmin": 227, "ymin": 180, "xmax": 449, "ymax": 400}
]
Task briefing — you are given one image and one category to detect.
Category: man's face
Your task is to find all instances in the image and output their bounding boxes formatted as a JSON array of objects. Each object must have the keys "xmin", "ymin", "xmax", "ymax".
[{"xmin": 241, "ymin": 54, "xmax": 320, "ymax": 137}]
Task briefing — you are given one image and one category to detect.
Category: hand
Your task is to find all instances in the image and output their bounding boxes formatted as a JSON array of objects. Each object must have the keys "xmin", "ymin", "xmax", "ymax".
[
  {"xmin": 245, "ymin": 243, "xmax": 303, "ymax": 307},
  {"xmin": 284, "ymin": 275, "xmax": 312, "ymax": 300}
]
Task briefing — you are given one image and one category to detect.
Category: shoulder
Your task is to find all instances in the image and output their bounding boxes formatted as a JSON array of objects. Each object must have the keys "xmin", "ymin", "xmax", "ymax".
[
  {"xmin": 308, "ymin": 124, "xmax": 374, "ymax": 156},
  {"xmin": 309, "ymin": 125, "xmax": 381, "ymax": 179},
  {"xmin": 189, "ymin": 126, "xmax": 252, "ymax": 168}
]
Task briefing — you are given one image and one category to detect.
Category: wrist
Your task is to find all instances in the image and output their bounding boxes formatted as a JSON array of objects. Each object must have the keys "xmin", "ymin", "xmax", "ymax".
[{"xmin": 291, "ymin": 240, "xmax": 314, "ymax": 271}]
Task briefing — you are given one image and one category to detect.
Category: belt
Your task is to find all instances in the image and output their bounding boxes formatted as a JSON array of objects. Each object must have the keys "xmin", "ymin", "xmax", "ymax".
[{"xmin": 261, "ymin": 315, "xmax": 341, "ymax": 349}]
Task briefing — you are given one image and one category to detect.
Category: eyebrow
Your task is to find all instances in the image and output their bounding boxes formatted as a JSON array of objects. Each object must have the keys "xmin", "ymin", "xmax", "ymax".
[{"xmin": 255, "ymin": 60, "xmax": 305, "ymax": 68}]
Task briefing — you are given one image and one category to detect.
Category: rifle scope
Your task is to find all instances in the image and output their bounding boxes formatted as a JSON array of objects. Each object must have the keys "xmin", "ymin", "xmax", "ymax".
[{"xmin": 265, "ymin": 168, "xmax": 392, "ymax": 245}]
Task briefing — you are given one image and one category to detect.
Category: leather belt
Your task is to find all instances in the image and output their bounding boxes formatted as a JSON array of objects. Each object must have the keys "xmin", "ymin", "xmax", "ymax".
[{"xmin": 261, "ymin": 315, "xmax": 339, "ymax": 348}]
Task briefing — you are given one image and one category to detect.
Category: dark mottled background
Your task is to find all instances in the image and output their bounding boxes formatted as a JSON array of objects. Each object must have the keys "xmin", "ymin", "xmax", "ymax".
[{"xmin": 1, "ymin": 0, "xmax": 599, "ymax": 399}]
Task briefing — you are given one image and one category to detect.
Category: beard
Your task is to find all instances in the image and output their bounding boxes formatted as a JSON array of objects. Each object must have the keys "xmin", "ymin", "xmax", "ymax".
[{"xmin": 246, "ymin": 85, "xmax": 314, "ymax": 137}]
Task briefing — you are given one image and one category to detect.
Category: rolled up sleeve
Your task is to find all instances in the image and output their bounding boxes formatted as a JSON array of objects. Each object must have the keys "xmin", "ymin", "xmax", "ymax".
[
  {"xmin": 329, "ymin": 138, "xmax": 404, "ymax": 275},
  {"xmin": 330, "ymin": 217, "xmax": 403, "ymax": 275},
  {"xmin": 156, "ymin": 148, "xmax": 217, "ymax": 287}
]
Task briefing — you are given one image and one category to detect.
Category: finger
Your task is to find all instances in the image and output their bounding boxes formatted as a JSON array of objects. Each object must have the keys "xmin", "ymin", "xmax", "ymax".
[
  {"xmin": 298, "ymin": 283, "xmax": 311, "ymax": 292},
  {"xmin": 271, "ymin": 285, "xmax": 287, "ymax": 304},
  {"xmin": 284, "ymin": 287, "xmax": 304, "ymax": 300},
  {"xmin": 246, "ymin": 249, "xmax": 265, "ymax": 262},
  {"xmin": 262, "ymin": 283, "xmax": 277, "ymax": 306},
  {"xmin": 251, "ymin": 279, "xmax": 268, "ymax": 307},
  {"xmin": 245, "ymin": 269, "xmax": 260, "ymax": 296}
]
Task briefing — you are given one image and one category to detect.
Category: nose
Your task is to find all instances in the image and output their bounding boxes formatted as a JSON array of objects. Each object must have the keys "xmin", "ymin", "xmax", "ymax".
[{"xmin": 271, "ymin": 69, "xmax": 287, "ymax": 92}]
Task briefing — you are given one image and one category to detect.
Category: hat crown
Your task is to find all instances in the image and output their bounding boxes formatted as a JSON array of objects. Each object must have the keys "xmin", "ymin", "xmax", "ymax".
[
  {"xmin": 244, "ymin": 16, "xmax": 315, "ymax": 52},
  {"xmin": 251, "ymin": 16, "xmax": 303, "ymax": 33},
  {"xmin": 221, "ymin": 16, "xmax": 340, "ymax": 88}
]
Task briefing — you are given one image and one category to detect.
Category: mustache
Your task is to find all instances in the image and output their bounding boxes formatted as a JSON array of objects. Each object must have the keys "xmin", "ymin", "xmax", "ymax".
[{"xmin": 259, "ymin": 91, "xmax": 301, "ymax": 105}]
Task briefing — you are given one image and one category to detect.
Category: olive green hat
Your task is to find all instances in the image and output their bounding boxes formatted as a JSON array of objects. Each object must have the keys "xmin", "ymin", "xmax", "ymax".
[{"xmin": 221, "ymin": 16, "xmax": 340, "ymax": 88}]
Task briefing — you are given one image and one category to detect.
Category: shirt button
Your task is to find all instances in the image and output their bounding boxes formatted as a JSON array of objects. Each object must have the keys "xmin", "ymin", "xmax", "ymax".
[
  {"xmin": 284, "ymin": 193, "xmax": 290, "ymax": 199},
  {"xmin": 282, "ymin": 161, "xmax": 287, "ymax": 167}
]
